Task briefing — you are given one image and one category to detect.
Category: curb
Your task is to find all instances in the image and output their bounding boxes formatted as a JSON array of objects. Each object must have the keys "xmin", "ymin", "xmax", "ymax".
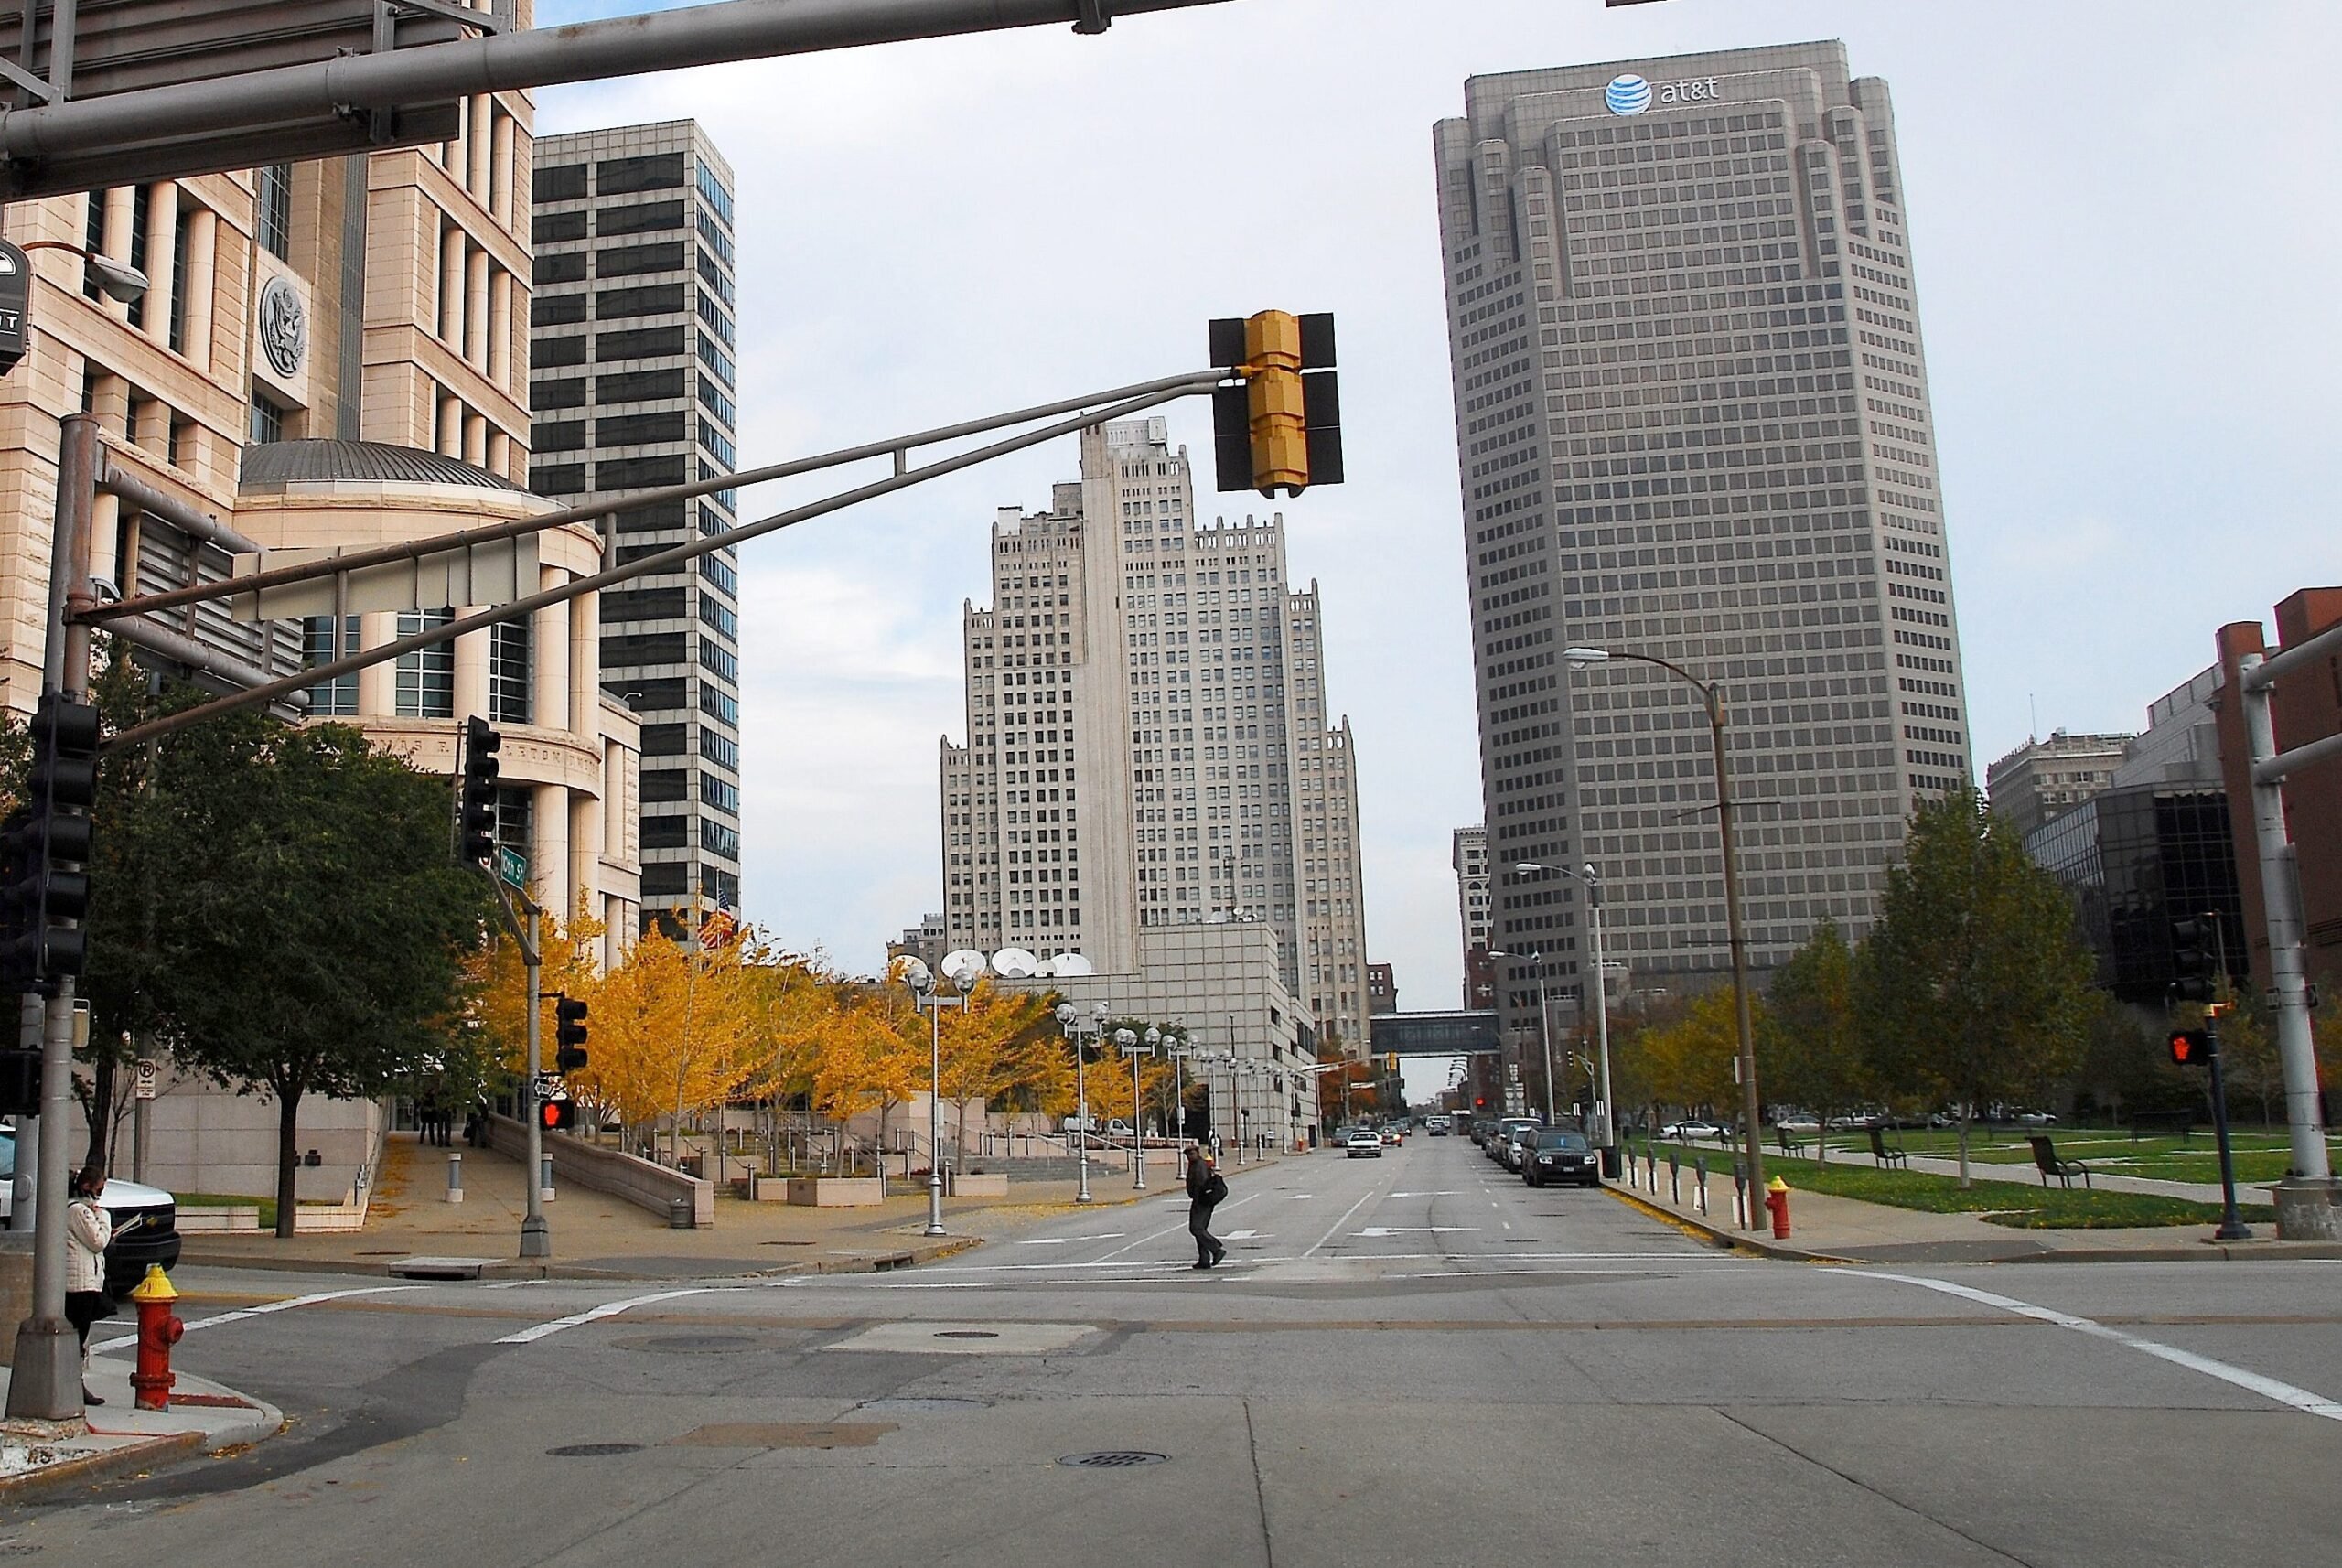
[
  {"xmin": 183, "ymin": 1233, "xmax": 985, "ymax": 1285},
  {"xmin": 1603, "ymin": 1183, "xmax": 1858, "ymax": 1264},
  {"xmin": 1602, "ymin": 1183, "xmax": 2342, "ymax": 1265},
  {"xmin": 0, "ymin": 1431, "xmax": 202, "ymax": 1502}
]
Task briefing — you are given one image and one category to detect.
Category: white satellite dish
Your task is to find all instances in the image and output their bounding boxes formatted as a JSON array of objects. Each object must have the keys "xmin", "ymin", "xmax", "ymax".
[
  {"xmin": 895, "ymin": 955, "xmax": 933, "ymax": 991},
  {"xmin": 1049, "ymin": 951, "xmax": 1096, "ymax": 977},
  {"xmin": 991, "ymin": 947, "xmax": 1038, "ymax": 979},
  {"xmin": 942, "ymin": 949, "xmax": 988, "ymax": 984},
  {"xmin": 1031, "ymin": 957, "xmax": 1058, "ymax": 978}
]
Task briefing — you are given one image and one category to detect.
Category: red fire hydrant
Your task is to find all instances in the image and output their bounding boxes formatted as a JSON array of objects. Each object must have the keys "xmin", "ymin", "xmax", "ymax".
[
  {"xmin": 1764, "ymin": 1176, "xmax": 1792, "ymax": 1240},
  {"xmin": 128, "ymin": 1263, "xmax": 185, "ymax": 1412}
]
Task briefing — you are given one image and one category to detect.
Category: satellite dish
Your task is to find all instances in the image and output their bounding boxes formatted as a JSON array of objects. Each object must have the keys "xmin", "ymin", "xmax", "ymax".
[
  {"xmin": 991, "ymin": 947, "xmax": 1037, "ymax": 979},
  {"xmin": 895, "ymin": 956, "xmax": 933, "ymax": 992},
  {"xmin": 1031, "ymin": 957, "xmax": 1058, "ymax": 978},
  {"xmin": 942, "ymin": 949, "xmax": 988, "ymax": 985},
  {"xmin": 1049, "ymin": 951, "xmax": 1096, "ymax": 977}
]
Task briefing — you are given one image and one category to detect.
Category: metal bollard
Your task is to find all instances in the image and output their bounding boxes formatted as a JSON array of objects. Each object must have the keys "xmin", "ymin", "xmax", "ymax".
[
  {"xmin": 540, "ymin": 1154, "xmax": 555, "ymax": 1203},
  {"xmin": 1668, "ymin": 1151, "xmax": 1681, "ymax": 1207},
  {"xmin": 1695, "ymin": 1156, "xmax": 1708, "ymax": 1216},
  {"xmin": 446, "ymin": 1151, "xmax": 463, "ymax": 1204}
]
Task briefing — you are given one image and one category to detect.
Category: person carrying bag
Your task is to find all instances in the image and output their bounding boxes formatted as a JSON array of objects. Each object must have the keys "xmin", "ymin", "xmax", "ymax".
[
  {"xmin": 1184, "ymin": 1146, "xmax": 1228, "ymax": 1270},
  {"xmin": 66, "ymin": 1165, "xmax": 118, "ymax": 1407}
]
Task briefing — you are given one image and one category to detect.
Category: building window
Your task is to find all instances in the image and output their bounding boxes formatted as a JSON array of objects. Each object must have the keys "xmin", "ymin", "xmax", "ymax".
[
  {"xmin": 81, "ymin": 192, "xmax": 106, "ymax": 302},
  {"xmin": 703, "ymin": 820, "xmax": 741, "ymax": 862},
  {"xmin": 257, "ymin": 164, "xmax": 294, "ymax": 260},
  {"xmin": 489, "ymin": 620, "xmax": 532, "ymax": 725},
  {"xmin": 248, "ymin": 390, "xmax": 285, "ymax": 446},
  {"xmin": 167, "ymin": 209, "xmax": 194, "ymax": 353},
  {"xmin": 394, "ymin": 610, "xmax": 456, "ymax": 718},
  {"xmin": 698, "ymin": 682, "xmax": 738, "ymax": 727},
  {"xmin": 596, "ymin": 153, "xmax": 685, "ymax": 195},
  {"xmin": 694, "ymin": 162, "xmax": 736, "ymax": 228},
  {"xmin": 702, "ymin": 772, "xmax": 739, "ymax": 814},
  {"xmin": 300, "ymin": 616, "xmax": 360, "ymax": 716},
  {"xmin": 124, "ymin": 184, "xmax": 153, "ymax": 330}
]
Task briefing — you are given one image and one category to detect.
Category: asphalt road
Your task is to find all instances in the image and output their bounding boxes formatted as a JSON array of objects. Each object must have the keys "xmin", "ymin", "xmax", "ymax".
[{"xmin": 13, "ymin": 1136, "xmax": 2341, "ymax": 1567}]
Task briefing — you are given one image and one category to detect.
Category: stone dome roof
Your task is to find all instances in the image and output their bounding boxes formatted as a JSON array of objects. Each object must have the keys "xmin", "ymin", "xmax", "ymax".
[{"xmin": 239, "ymin": 440, "xmax": 524, "ymax": 494}]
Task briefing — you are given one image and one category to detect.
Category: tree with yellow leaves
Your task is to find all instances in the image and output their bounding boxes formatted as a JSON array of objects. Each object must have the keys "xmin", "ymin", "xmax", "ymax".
[
  {"xmin": 808, "ymin": 989, "xmax": 922, "ymax": 1170},
  {"xmin": 932, "ymin": 980, "xmax": 1058, "ymax": 1154}
]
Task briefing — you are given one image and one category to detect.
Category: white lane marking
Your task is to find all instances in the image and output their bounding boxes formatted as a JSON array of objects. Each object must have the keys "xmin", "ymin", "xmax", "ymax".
[
  {"xmin": 1389, "ymin": 1191, "xmax": 1463, "ymax": 1198},
  {"xmin": 1303, "ymin": 1184, "xmax": 1391, "ymax": 1260},
  {"xmin": 482, "ymin": 1279, "xmax": 547, "ymax": 1290},
  {"xmin": 91, "ymin": 1285, "xmax": 423, "ymax": 1353},
  {"xmin": 1284, "ymin": 1193, "xmax": 1317, "ymax": 1201},
  {"xmin": 1093, "ymin": 1191, "xmax": 1262, "ymax": 1262},
  {"xmin": 1222, "ymin": 1230, "xmax": 1265, "ymax": 1240},
  {"xmin": 495, "ymin": 1287, "xmax": 729, "ymax": 1345},
  {"xmin": 1356, "ymin": 1225, "xmax": 1477, "ymax": 1237},
  {"xmin": 1016, "ymin": 1238, "xmax": 1076, "ymax": 1246},
  {"xmin": 1870, "ymin": 1273, "xmax": 2342, "ymax": 1423}
]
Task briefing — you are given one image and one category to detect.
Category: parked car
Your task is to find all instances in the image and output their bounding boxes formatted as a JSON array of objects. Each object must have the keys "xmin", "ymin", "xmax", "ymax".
[
  {"xmin": 2014, "ymin": 1111, "xmax": 2058, "ymax": 1127},
  {"xmin": 1523, "ymin": 1129, "xmax": 1601, "ymax": 1188},
  {"xmin": 1660, "ymin": 1119, "xmax": 1727, "ymax": 1141},
  {"xmin": 1345, "ymin": 1129, "xmax": 1384, "ymax": 1159},
  {"xmin": 0, "ymin": 1130, "xmax": 182, "ymax": 1299}
]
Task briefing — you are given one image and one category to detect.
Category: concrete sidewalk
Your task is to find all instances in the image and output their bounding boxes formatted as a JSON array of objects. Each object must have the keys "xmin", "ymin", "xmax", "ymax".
[
  {"xmin": 0, "ymin": 1356, "xmax": 281, "ymax": 1498},
  {"xmin": 1604, "ymin": 1157, "xmax": 2342, "ymax": 1264},
  {"xmin": 178, "ymin": 1131, "xmax": 1295, "ymax": 1281}
]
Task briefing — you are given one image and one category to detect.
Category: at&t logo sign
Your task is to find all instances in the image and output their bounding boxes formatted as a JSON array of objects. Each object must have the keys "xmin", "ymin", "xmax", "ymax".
[{"xmin": 1605, "ymin": 73, "xmax": 1724, "ymax": 116}]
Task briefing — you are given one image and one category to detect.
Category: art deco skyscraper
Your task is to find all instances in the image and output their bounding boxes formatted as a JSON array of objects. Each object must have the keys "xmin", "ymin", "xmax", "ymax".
[
  {"xmin": 1434, "ymin": 42, "xmax": 1972, "ymax": 1024},
  {"xmin": 940, "ymin": 419, "xmax": 1373, "ymax": 1053}
]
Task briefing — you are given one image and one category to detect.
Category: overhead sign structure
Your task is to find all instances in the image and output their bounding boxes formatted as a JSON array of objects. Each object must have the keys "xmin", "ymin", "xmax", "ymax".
[{"xmin": 0, "ymin": 0, "xmax": 476, "ymax": 199}]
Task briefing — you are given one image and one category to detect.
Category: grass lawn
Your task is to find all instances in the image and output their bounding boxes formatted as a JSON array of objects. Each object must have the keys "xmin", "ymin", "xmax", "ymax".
[
  {"xmin": 1648, "ymin": 1141, "xmax": 2275, "ymax": 1229},
  {"xmin": 1761, "ymin": 1128, "xmax": 2331, "ymax": 1188}
]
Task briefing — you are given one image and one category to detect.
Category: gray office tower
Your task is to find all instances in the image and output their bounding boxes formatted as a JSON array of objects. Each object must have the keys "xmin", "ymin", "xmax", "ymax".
[
  {"xmin": 1434, "ymin": 42, "xmax": 1971, "ymax": 1026},
  {"xmin": 530, "ymin": 121, "xmax": 744, "ymax": 930}
]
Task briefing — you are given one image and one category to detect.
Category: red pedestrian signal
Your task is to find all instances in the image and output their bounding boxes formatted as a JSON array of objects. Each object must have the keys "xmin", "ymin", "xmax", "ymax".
[
  {"xmin": 2168, "ymin": 1029, "xmax": 2213, "ymax": 1067},
  {"xmin": 539, "ymin": 1098, "xmax": 575, "ymax": 1132},
  {"xmin": 1474, "ymin": 1095, "xmax": 1487, "ymax": 1109}
]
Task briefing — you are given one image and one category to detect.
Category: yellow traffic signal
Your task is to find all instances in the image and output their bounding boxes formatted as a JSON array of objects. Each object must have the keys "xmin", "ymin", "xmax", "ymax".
[
  {"xmin": 1209, "ymin": 311, "xmax": 1342, "ymax": 499},
  {"xmin": 1384, "ymin": 1053, "xmax": 1399, "ymax": 1074}
]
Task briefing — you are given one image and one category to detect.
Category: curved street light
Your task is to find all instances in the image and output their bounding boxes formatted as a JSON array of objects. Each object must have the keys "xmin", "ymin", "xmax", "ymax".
[
  {"xmin": 16, "ymin": 238, "xmax": 149, "ymax": 304},
  {"xmin": 1563, "ymin": 645, "xmax": 1762, "ymax": 1222}
]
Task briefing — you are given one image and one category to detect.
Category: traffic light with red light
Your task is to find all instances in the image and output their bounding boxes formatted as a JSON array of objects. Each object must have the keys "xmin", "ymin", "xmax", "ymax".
[
  {"xmin": 1209, "ymin": 311, "xmax": 1342, "ymax": 498},
  {"xmin": 1, "ymin": 693, "xmax": 100, "ymax": 995},
  {"xmin": 2168, "ymin": 1029, "xmax": 2214, "ymax": 1068},
  {"xmin": 1474, "ymin": 1095, "xmax": 1487, "ymax": 1109},
  {"xmin": 539, "ymin": 1097, "xmax": 575, "ymax": 1133}
]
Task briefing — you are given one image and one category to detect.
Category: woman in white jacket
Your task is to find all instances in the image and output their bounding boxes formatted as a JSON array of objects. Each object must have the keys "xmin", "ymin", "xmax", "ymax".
[{"xmin": 65, "ymin": 1165, "xmax": 114, "ymax": 1407}]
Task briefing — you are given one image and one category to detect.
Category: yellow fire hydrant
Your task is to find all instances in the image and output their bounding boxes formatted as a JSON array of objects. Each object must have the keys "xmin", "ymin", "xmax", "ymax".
[
  {"xmin": 1764, "ymin": 1176, "xmax": 1792, "ymax": 1240},
  {"xmin": 128, "ymin": 1263, "xmax": 185, "ymax": 1412}
]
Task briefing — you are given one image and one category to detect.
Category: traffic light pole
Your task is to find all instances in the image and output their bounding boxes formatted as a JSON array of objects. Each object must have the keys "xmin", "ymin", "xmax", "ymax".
[
  {"xmin": 2202, "ymin": 1011, "xmax": 2251, "ymax": 1242},
  {"xmin": 480, "ymin": 868, "xmax": 548, "ymax": 1260},
  {"xmin": 6, "ymin": 413, "xmax": 98, "ymax": 1422}
]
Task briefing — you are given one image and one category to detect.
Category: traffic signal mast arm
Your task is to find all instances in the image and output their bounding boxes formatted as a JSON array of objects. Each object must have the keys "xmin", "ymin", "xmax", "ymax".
[{"xmin": 100, "ymin": 368, "xmax": 1228, "ymax": 752}]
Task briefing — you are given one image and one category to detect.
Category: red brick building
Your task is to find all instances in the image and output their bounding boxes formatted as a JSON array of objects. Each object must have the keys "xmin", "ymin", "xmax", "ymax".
[{"xmin": 2214, "ymin": 587, "xmax": 2342, "ymax": 995}]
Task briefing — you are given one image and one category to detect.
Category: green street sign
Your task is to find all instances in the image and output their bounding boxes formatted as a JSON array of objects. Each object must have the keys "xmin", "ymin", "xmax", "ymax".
[{"xmin": 496, "ymin": 844, "xmax": 528, "ymax": 889}]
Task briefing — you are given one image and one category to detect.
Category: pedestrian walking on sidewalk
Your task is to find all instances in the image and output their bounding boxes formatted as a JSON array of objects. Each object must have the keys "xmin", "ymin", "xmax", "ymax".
[
  {"xmin": 1185, "ymin": 1147, "xmax": 1227, "ymax": 1269},
  {"xmin": 66, "ymin": 1165, "xmax": 117, "ymax": 1407}
]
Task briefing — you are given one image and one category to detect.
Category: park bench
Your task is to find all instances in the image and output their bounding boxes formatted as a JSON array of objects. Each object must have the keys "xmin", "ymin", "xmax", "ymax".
[
  {"xmin": 1775, "ymin": 1126, "xmax": 1810, "ymax": 1158},
  {"xmin": 2028, "ymin": 1134, "xmax": 2092, "ymax": 1190},
  {"xmin": 1867, "ymin": 1125, "xmax": 1909, "ymax": 1168}
]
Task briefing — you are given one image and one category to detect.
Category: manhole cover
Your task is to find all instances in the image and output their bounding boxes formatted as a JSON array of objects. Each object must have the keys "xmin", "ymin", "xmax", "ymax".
[
  {"xmin": 1058, "ymin": 1451, "xmax": 1169, "ymax": 1469},
  {"xmin": 933, "ymin": 1329, "xmax": 999, "ymax": 1340},
  {"xmin": 546, "ymin": 1443, "xmax": 643, "ymax": 1457},
  {"xmin": 615, "ymin": 1334, "xmax": 762, "ymax": 1354}
]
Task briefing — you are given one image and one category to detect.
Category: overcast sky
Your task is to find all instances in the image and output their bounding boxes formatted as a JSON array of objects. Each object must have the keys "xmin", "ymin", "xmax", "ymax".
[{"xmin": 537, "ymin": 0, "xmax": 2342, "ymax": 1047}]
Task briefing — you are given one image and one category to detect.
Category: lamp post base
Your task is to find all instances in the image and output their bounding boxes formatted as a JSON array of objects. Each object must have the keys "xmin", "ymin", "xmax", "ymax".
[
  {"xmin": 2, "ymin": 1318, "xmax": 81, "ymax": 1422},
  {"xmin": 519, "ymin": 1216, "xmax": 551, "ymax": 1259},
  {"xmin": 2272, "ymin": 1176, "xmax": 2342, "ymax": 1241},
  {"xmin": 927, "ymin": 1175, "xmax": 946, "ymax": 1236}
]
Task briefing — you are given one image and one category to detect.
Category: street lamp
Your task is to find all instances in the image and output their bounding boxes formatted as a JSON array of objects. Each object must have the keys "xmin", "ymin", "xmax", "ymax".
[
  {"xmin": 1115, "ymin": 1026, "xmax": 1159, "ymax": 1190},
  {"xmin": 1055, "ymin": 1000, "xmax": 1110, "ymax": 1204},
  {"xmin": 1564, "ymin": 644, "xmax": 1762, "ymax": 1222},
  {"xmin": 1517, "ymin": 859, "xmax": 1617, "ymax": 1176},
  {"xmin": 16, "ymin": 239, "xmax": 149, "ymax": 304},
  {"xmin": 899, "ymin": 953, "xmax": 979, "ymax": 1237}
]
